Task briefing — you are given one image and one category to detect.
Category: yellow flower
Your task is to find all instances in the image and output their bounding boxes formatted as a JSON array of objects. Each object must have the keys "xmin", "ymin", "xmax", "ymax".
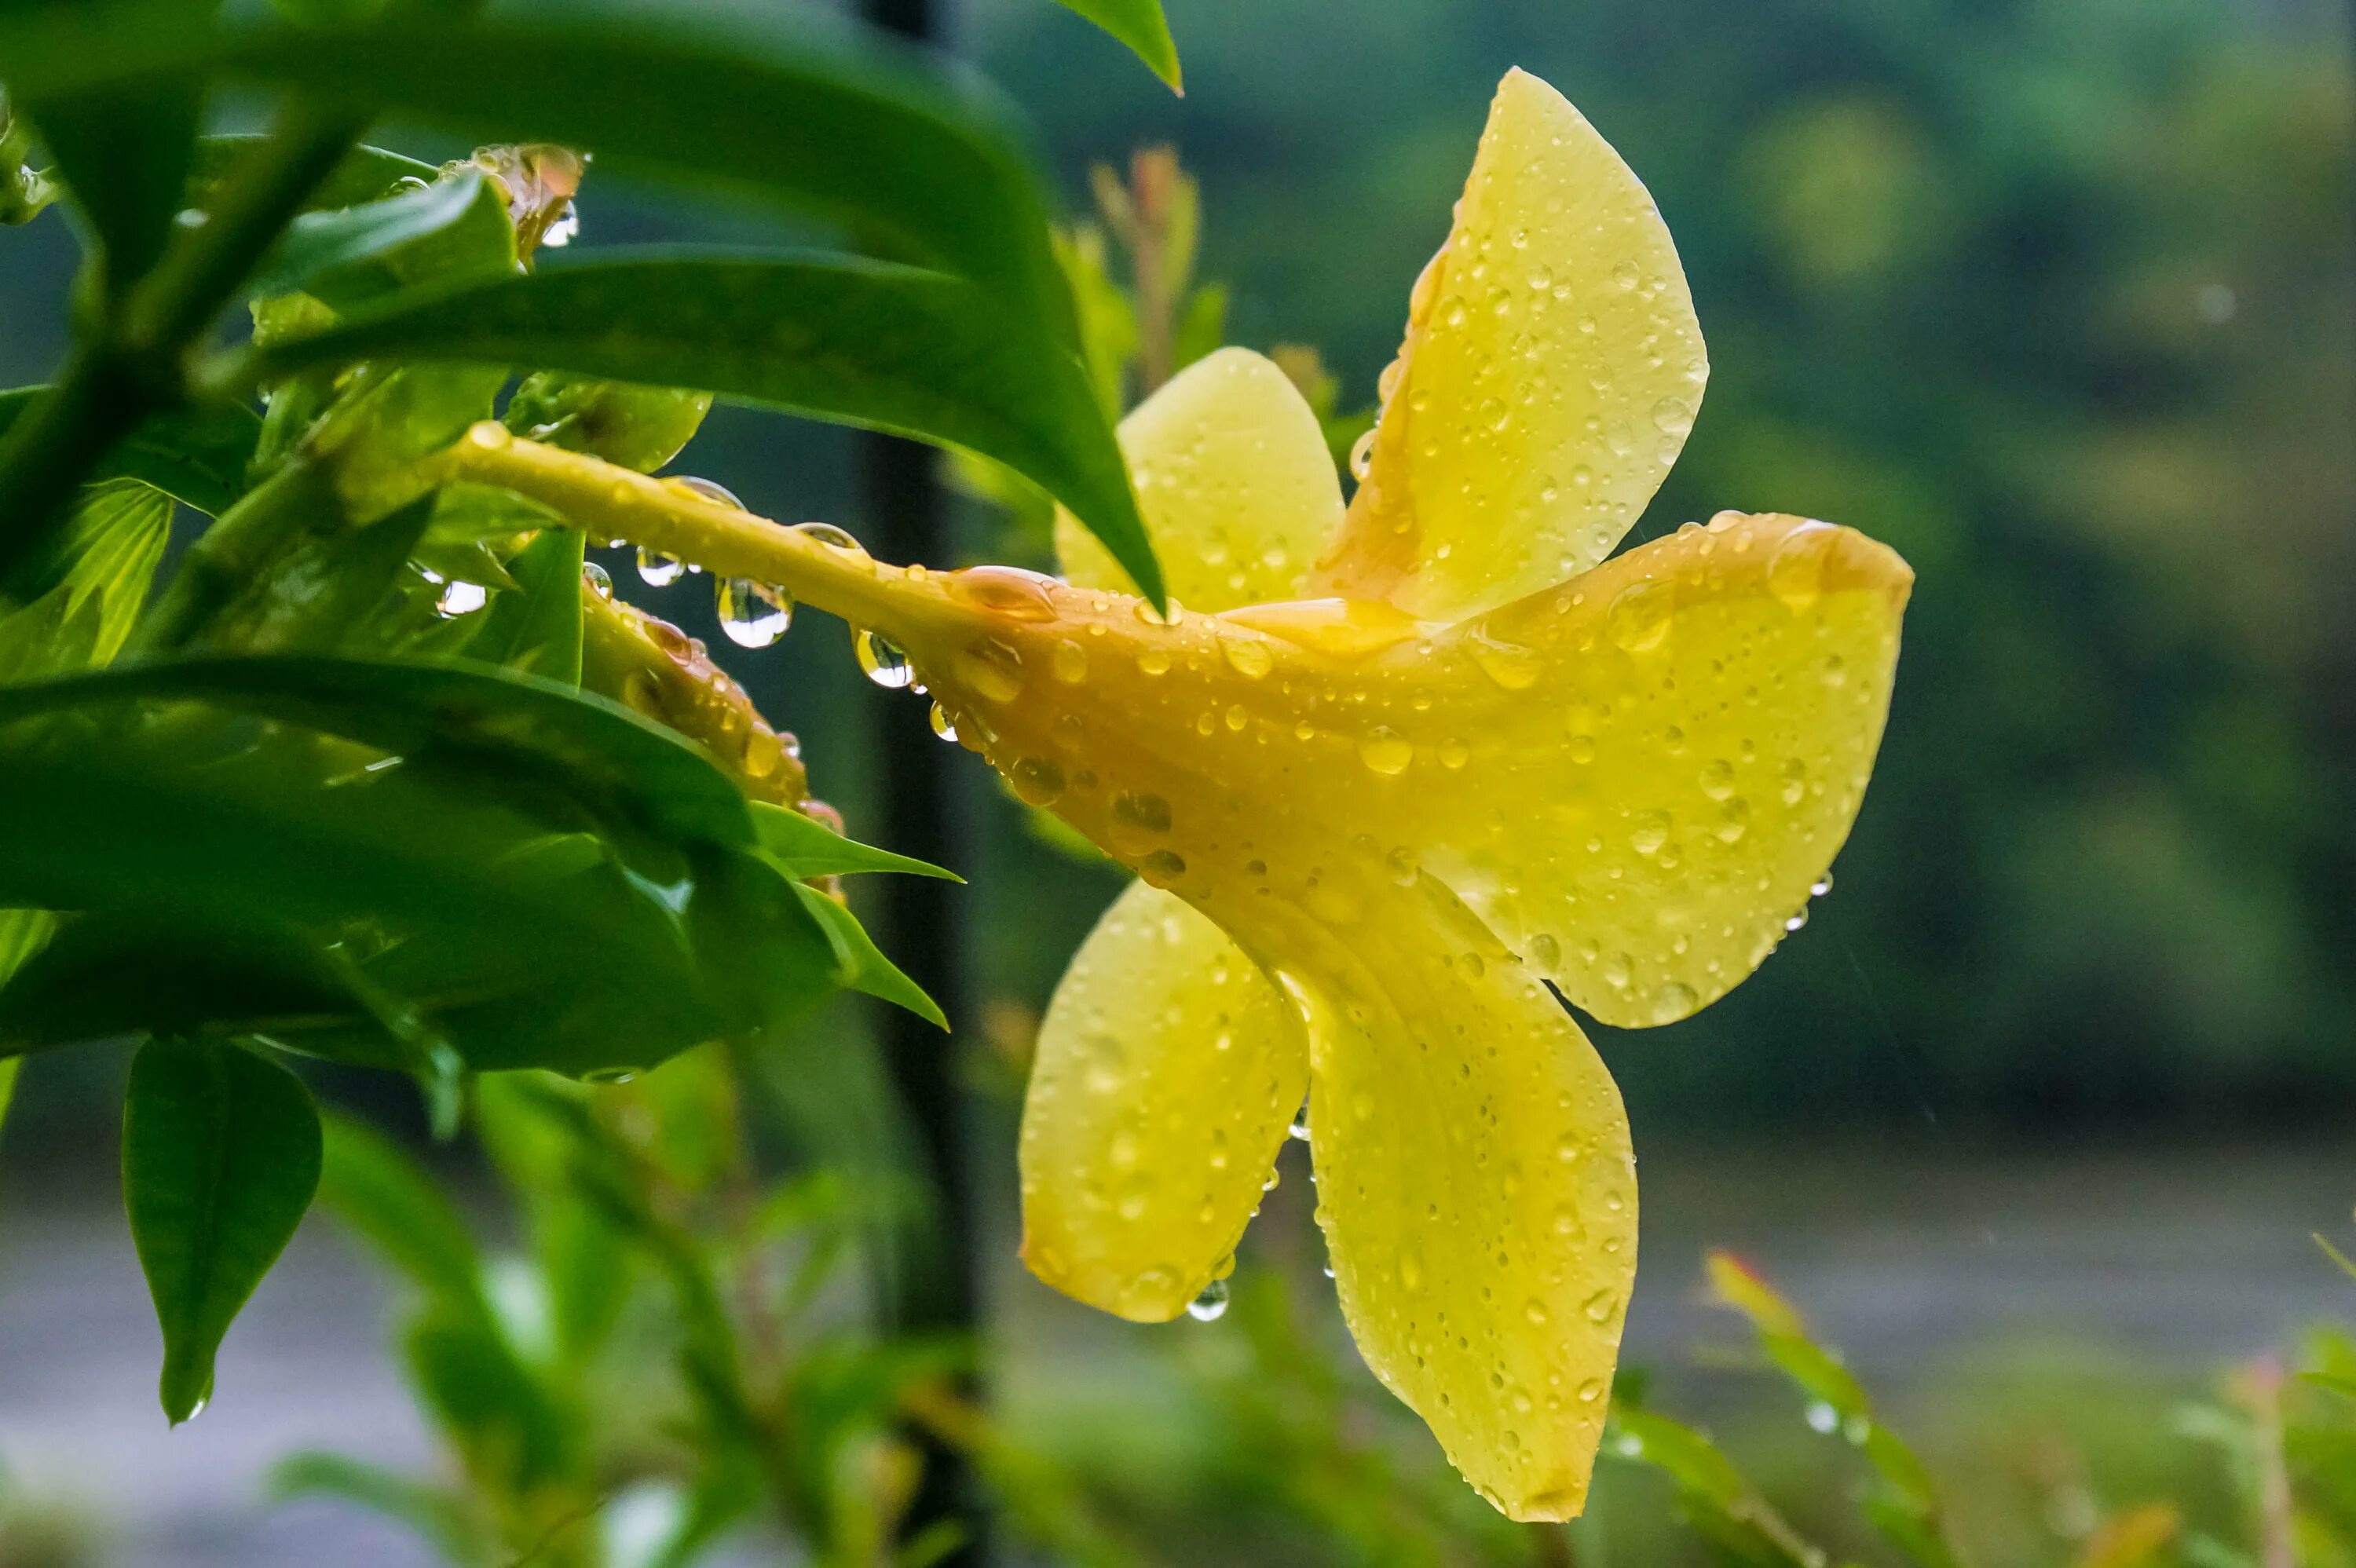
[{"xmin": 445, "ymin": 66, "xmax": 1911, "ymax": 1522}]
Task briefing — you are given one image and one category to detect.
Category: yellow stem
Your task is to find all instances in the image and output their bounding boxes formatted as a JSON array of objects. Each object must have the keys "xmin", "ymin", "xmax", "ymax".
[{"xmin": 434, "ymin": 423, "xmax": 964, "ymax": 644}]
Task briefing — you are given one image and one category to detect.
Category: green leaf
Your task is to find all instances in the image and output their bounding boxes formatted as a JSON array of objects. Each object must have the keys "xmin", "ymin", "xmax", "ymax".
[
  {"xmin": 404, "ymin": 1309, "xmax": 579, "ymax": 1493},
  {"xmin": 0, "ymin": 671, "xmax": 837, "ymax": 1075},
  {"xmin": 752, "ymin": 801, "xmax": 957, "ymax": 882},
  {"xmin": 0, "ymin": 654, "xmax": 758, "ymax": 849},
  {"xmin": 2, "ymin": 0, "xmax": 1076, "ymax": 338},
  {"xmin": 465, "ymin": 525, "xmax": 586, "ymax": 684},
  {"xmin": 247, "ymin": 165, "xmax": 512, "ymax": 305},
  {"xmin": 266, "ymin": 1451, "xmax": 480, "ymax": 1563},
  {"xmin": 317, "ymin": 1113, "xmax": 485, "ymax": 1314},
  {"xmin": 190, "ymin": 135, "xmax": 436, "ymax": 214},
  {"xmin": 0, "ymin": 478, "xmax": 173, "ymax": 677},
  {"xmin": 0, "ymin": 389, "xmax": 260, "ymax": 515},
  {"xmin": 1049, "ymin": 0, "xmax": 1181, "ymax": 91},
  {"xmin": 20, "ymin": 0, "xmax": 214, "ymax": 291},
  {"xmin": 124, "ymin": 1036, "xmax": 324, "ymax": 1423},
  {"xmin": 0, "ymin": 1055, "xmax": 17, "ymax": 1143},
  {"xmin": 242, "ymin": 253, "xmax": 1161, "ymax": 608},
  {"xmin": 794, "ymin": 881, "xmax": 945, "ymax": 1029}
]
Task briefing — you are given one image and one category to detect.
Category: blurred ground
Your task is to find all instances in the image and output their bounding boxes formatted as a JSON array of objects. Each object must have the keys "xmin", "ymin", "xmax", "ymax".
[{"xmin": 4, "ymin": 1139, "xmax": 2347, "ymax": 1565}]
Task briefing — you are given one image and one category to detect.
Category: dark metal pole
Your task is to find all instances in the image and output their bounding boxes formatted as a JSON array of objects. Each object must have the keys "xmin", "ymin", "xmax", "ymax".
[{"xmin": 856, "ymin": 3, "xmax": 989, "ymax": 1563}]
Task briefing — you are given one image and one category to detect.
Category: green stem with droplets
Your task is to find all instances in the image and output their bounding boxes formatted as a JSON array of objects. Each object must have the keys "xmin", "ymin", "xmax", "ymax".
[{"xmin": 435, "ymin": 425, "xmax": 961, "ymax": 643}]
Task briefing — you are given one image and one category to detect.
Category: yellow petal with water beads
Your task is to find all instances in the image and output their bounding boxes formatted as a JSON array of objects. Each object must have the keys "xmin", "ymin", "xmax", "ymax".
[
  {"xmin": 1377, "ymin": 512, "xmax": 1911, "ymax": 1029},
  {"xmin": 1292, "ymin": 875, "xmax": 1633, "ymax": 1521},
  {"xmin": 1019, "ymin": 880, "xmax": 1309, "ymax": 1321},
  {"xmin": 1315, "ymin": 69, "xmax": 1708, "ymax": 622},
  {"xmin": 1055, "ymin": 347, "xmax": 1344, "ymax": 613}
]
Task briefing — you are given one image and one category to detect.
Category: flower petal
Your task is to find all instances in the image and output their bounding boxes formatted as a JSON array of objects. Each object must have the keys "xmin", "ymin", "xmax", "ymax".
[
  {"xmin": 1019, "ymin": 879, "xmax": 1309, "ymax": 1321},
  {"xmin": 1295, "ymin": 875, "xmax": 1634, "ymax": 1521},
  {"xmin": 1396, "ymin": 512, "xmax": 1912, "ymax": 1028},
  {"xmin": 1315, "ymin": 68, "xmax": 1707, "ymax": 623},
  {"xmin": 1057, "ymin": 347, "xmax": 1344, "ymax": 612}
]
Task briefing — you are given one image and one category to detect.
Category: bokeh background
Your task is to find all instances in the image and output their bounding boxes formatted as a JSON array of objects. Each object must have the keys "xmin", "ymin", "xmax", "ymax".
[{"xmin": 1, "ymin": 0, "xmax": 2351, "ymax": 1562}]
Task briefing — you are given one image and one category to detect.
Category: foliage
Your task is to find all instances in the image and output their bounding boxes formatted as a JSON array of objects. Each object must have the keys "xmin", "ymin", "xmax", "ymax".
[{"xmin": 0, "ymin": 0, "xmax": 1166, "ymax": 1468}]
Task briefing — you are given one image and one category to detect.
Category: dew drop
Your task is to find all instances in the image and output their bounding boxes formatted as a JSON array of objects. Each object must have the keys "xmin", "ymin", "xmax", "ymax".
[
  {"xmin": 927, "ymin": 702, "xmax": 958, "ymax": 744},
  {"xmin": 1011, "ymin": 756, "xmax": 1066, "ymax": 804},
  {"xmin": 1187, "ymin": 1278, "xmax": 1231, "ymax": 1321},
  {"xmin": 1136, "ymin": 648, "xmax": 1173, "ymax": 677},
  {"xmin": 854, "ymin": 628, "xmax": 914, "ymax": 688},
  {"xmin": 1359, "ymin": 727, "xmax": 1414, "ymax": 775},
  {"xmin": 1052, "ymin": 641, "xmax": 1088, "ymax": 684},
  {"xmin": 1349, "ymin": 426, "xmax": 1378, "ymax": 481},
  {"xmin": 1606, "ymin": 579, "xmax": 1672, "ymax": 652},
  {"xmin": 436, "ymin": 579, "xmax": 488, "ymax": 617},
  {"xmin": 1652, "ymin": 981, "xmax": 1698, "ymax": 1023},
  {"xmin": 1220, "ymin": 634, "xmax": 1274, "ymax": 680},
  {"xmin": 956, "ymin": 637, "xmax": 1024, "ymax": 703},
  {"xmin": 1440, "ymin": 737, "xmax": 1471, "ymax": 769},
  {"xmin": 636, "ymin": 547, "xmax": 686, "ymax": 587},
  {"xmin": 1785, "ymin": 908, "xmax": 1810, "ymax": 933},
  {"xmin": 666, "ymin": 475, "xmax": 744, "ymax": 510},
  {"xmin": 1583, "ymin": 1288, "xmax": 1620, "ymax": 1324},
  {"xmin": 1469, "ymin": 636, "xmax": 1543, "ymax": 690},
  {"xmin": 1139, "ymin": 850, "xmax": 1187, "ymax": 887},
  {"xmin": 715, "ymin": 578, "xmax": 792, "ymax": 647},
  {"xmin": 581, "ymin": 561, "xmax": 613, "ymax": 598},
  {"xmin": 952, "ymin": 565, "xmax": 1058, "ymax": 622},
  {"xmin": 1630, "ymin": 810, "xmax": 1670, "ymax": 856},
  {"xmin": 1288, "ymin": 1102, "xmax": 1312, "ymax": 1141},
  {"xmin": 796, "ymin": 521, "xmax": 867, "ymax": 556},
  {"xmin": 1700, "ymin": 758, "xmax": 1736, "ymax": 800},
  {"xmin": 1811, "ymin": 873, "xmax": 1835, "ymax": 897}
]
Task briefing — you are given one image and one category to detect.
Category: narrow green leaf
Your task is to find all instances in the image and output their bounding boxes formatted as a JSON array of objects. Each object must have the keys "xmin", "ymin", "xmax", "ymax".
[
  {"xmin": 0, "ymin": 654, "xmax": 757, "ymax": 849},
  {"xmin": 0, "ymin": 389, "xmax": 260, "ymax": 515},
  {"xmin": 0, "ymin": 1057, "xmax": 17, "ymax": 1143},
  {"xmin": 266, "ymin": 1452, "xmax": 479, "ymax": 1563},
  {"xmin": 190, "ymin": 135, "xmax": 436, "ymax": 214},
  {"xmin": 0, "ymin": 478, "xmax": 172, "ymax": 676},
  {"xmin": 22, "ymin": 1, "xmax": 213, "ymax": 290},
  {"xmin": 1049, "ymin": 0, "xmax": 1180, "ymax": 90},
  {"xmin": 752, "ymin": 801, "xmax": 957, "ymax": 881},
  {"xmin": 247, "ymin": 165, "xmax": 507, "ymax": 304},
  {"xmin": 465, "ymin": 525, "xmax": 586, "ymax": 684},
  {"xmin": 317, "ymin": 1113, "xmax": 485, "ymax": 1313},
  {"xmin": 1, "ymin": 0, "xmax": 1077, "ymax": 339},
  {"xmin": 241, "ymin": 253, "xmax": 1160, "ymax": 607},
  {"xmin": 124, "ymin": 1036, "xmax": 324, "ymax": 1424},
  {"xmin": 794, "ymin": 882, "xmax": 946, "ymax": 1029}
]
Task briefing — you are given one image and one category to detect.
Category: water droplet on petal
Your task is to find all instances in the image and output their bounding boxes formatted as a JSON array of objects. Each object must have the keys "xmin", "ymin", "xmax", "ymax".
[
  {"xmin": 1220, "ymin": 634, "xmax": 1274, "ymax": 680},
  {"xmin": 796, "ymin": 521, "xmax": 866, "ymax": 556},
  {"xmin": 1187, "ymin": 1278, "xmax": 1231, "ymax": 1321},
  {"xmin": 927, "ymin": 702, "xmax": 958, "ymax": 743},
  {"xmin": 1288, "ymin": 1102, "xmax": 1311, "ymax": 1142},
  {"xmin": 581, "ymin": 561, "xmax": 613, "ymax": 598},
  {"xmin": 1811, "ymin": 873, "xmax": 1835, "ymax": 897},
  {"xmin": 1011, "ymin": 756, "xmax": 1066, "ymax": 804},
  {"xmin": 1359, "ymin": 728, "xmax": 1413, "ymax": 775},
  {"xmin": 1607, "ymin": 579, "xmax": 1672, "ymax": 652}
]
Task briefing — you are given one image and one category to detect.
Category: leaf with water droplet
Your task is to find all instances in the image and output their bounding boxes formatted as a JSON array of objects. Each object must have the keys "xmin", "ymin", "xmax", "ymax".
[{"xmin": 125, "ymin": 1038, "xmax": 324, "ymax": 1425}]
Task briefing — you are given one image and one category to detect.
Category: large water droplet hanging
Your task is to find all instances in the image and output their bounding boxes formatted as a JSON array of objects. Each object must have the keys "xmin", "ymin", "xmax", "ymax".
[
  {"xmin": 437, "ymin": 579, "xmax": 488, "ymax": 617},
  {"xmin": 1287, "ymin": 1102, "xmax": 1312, "ymax": 1142},
  {"xmin": 637, "ymin": 547, "xmax": 686, "ymax": 587},
  {"xmin": 1187, "ymin": 1277, "xmax": 1231, "ymax": 1321},
  {"xmin": 582, "ymin": 561, "xmax": 613, "ymax": 598},
  {"xmin": 854, "ymin": 628, "xmax": 914, "ymax": 689},
  {"xmin": 1810, "ymin": 872, "xmax": 1835, "ymax": 897},
  {"xmin": 715, "ymin": 577, "xmax": 792, "ymax": 648},
  {"xmin": 928, "ymin": 701, "xmax": 958, "ymax": 743}
]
